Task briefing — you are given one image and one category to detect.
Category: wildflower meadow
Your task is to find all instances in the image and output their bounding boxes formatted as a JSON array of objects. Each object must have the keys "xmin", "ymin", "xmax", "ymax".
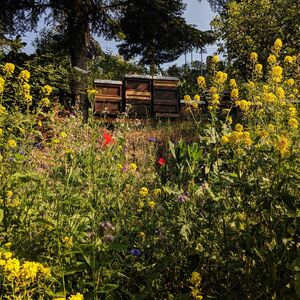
[{"xmin": 0, "ymin": 37, "xmax": 299, "ymax": 300}]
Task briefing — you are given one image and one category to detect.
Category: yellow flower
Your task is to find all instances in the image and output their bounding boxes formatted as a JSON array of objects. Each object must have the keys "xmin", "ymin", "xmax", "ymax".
[
  {"xmin": 276, "ymin": 136, "xmax": 289, "ymax": 156},
  {"xmin": 7, "ymin": 190, "xmax": 13, "ymax": 198},
  {"xmin": 7, "ymin": 139, "xmax": 17, "ymax": 148},
  {"xmin": 268, "ymin": 124, "xmax": 275, "ymax": 132},
  {"xmin": 190, "ymin": 271, "xmax": 202, "ymax": 287},
  {"xmin": 39, "ymin": 265, "xmax": 51, "ymax": 277},
  {"xmin": 138, "ymin": 201, "xmax": 144, "ymax": 209},
  {"xmin": 227, "ymin": 116, "xmax": 233, "ymax": 124},
  {"xmin": 18, "ymin": 70, "xmax": 30, "ymax": 82},
  {"xmin": 276, "ymin": 87, "xmax": 285, "ymax": 100},
  {"xmin": 197, "ymin": 76, "xmax": 206, "ymax": 87},
  {"xmin": 263, "ymin": 92, "xmax": 277, "ymax": 103},
  {"xmin": 139, "ymin": 187, "xmax": 148, "ymax": 197},
  {"xmin": 68, "ymin": 293, "xmax": 84, "ymax": 300},
  {"xmin": 3, "ymin": 251, "xmax": 13, "ymax": 259},
  {"xmin": 288, "ymin": 118, "xmax": 298, "ymax": 129},
  {"xmin": 235, "ymin": 123, "xmax": 243, "ymax": 132},
  {"xmin": 42, "ymin": 85, "xmax": 53, "ymax": 96},
  {"xmin": 274, "ymin": 38, "xmax": 283, "ymax": 50},
  {"xmin": 289, "ymin": 107, "xmax": 297, "ymax": 117},
  {"xmin": 284, "ymin": 56, "xmax": 293, "ymax": 64},
  {"xmin": 211, "ymin": 93, "xmax": 220, "ymax": 106},
  {"xmin": 247, "ymin": 81, "xmax": 255, "ymax": 90},
  {"xmin": 250, "ymin": 52, "xmax": 258, "ymax": 62},
  {"xmin": 139, "ymin": 231, "xmax": 146, "ymax": 239},
  {"xmin": 24, "ymin": 94, "xmax": 33, "ymax": 104},
  {"xmin": 255, "ymin": 64, "xmax": 263, "ymax": 74},
  {"xmin": 148, "ymin": 201, "xmax": 156, "ymax": 209},
  {"xmin": 262, "ymin": 85, "xmax": 269, "ymax": 92},
  {"xmin": 184, "ymin": 95, "xmax": 192, "ymax": 103},
  {"xmin": 287, "ymin": 78, "xmax": 295, "ymax": 87},
  {"xmin": 129, "ymin": 163, "xmax": 138, "ymax": 172},
  {"xmin": 267, "ymin": 54, "xmax": 277, "ymax": 64},
  {"xmin": 193, "ymin": 94, "xmax": 200, "ymax": 101},
  {"xmin": 87, "ymin": 89, "xmax": 97, "ymax": 96},
  {"xmin": 3, "ymin": 63, "xmax": 15, "ymax": 75},
  {"xmin": 215, "ymin": 71, "xmax": 227, "ymax": 84},
  {"xmin": 229, "ymin": 79, "xmax": 237, "ymax": 88},
  {"xmin": 21, "ymin": 261, "xmax": 40, "ymax": 280},
  {"xmin": 4, "ymin": 258, "xmax": 20, "ymax": 280},
  {"xmin": 38, "ymin": 120, "xmax": 43, "ymax": 127},
  {"xmin": 221, "ymin": 135, "xmax": 229, "ymax": 144},
  {"xmin": 41, "ymin": 97, "xmax": 51, "ymax": 107},
  {"xmin": 0, "ymin": 76, "xmax": 5, "ymax": 93},
  {"xmin": 63, "ymin": 236, "xmax": 73, "ymax": 248},
  {"xmin": 210, "ymin": 86, "xmax": 217, "ymax": 94},
  {"xmin": 211, "ymin": 55, "xmax": 219, "ymax": 64},
  {"xmin": 236, "ymin": 100, "xmax": 251, "ymax": 111},
  {"xmin": 230, "ymin": 88, "xmax": 239, "ymax": 99},
  {"xmin": 60, "ymin": 132, "xmax": 67, "ymax": 139}
]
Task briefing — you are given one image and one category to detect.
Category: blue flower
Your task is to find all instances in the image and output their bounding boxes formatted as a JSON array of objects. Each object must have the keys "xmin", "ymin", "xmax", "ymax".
[{"xmin": 130, "ymin": 248, "xmax": 141, "ymax": 256}]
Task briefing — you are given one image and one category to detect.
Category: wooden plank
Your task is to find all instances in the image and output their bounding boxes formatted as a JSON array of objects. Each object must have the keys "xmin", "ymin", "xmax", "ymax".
[
  {"xmin": 94, "ymin": 102, "xmax": 120, "ymax": 114},
  {"xmin": 153, "ymin": 105, "xmax": 178, "ymax": 113}
]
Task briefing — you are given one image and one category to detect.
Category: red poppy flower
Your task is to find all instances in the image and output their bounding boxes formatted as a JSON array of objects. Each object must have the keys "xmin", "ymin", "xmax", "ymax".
[
  {"xmin": 158, "ymin": 157, "xmax": 166, "ymax": 166},
  {"xmin": 102, "ymin": 132, "xmax": 114, "ymax": 146}
]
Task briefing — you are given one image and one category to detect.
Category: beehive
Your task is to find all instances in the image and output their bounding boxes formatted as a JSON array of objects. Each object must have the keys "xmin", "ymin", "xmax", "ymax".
[
  {"xmin": 94, "ymin": 80, "xmax": 122, "ymax": 115},
  {"xmin": 123, "ymin": 74, "xmax": 152, "ymax": 116},
  {"xmin": 152, "ymin": 76, "xmax": 179, "ymax": 116}
]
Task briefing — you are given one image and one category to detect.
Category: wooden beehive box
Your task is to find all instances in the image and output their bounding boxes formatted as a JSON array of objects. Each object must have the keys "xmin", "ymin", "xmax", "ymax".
[
  {"xmin": 94, "ymin": 79, "xmax": 122, "ymax": 115},
  {"xmin": 124, "ymin": 74, "xmax": 152, "ymax": 116},
  {"xmin": 152, "ymin": 76, "xmax": 179, "ymax": 116}
]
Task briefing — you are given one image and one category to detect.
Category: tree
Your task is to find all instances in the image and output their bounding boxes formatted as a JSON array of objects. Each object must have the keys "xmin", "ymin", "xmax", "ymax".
[
  {"xmin": 118, "ymin": 0, "xmax": 214, "ymax": 74},
  {"xmin": 210, "ymin": 0, "xmax": 300, "ymax": 76}
]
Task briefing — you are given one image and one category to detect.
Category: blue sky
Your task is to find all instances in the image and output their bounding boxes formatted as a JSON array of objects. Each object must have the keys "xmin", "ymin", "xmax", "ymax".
[{"xmin": 23, "ymin": 0, "xmax": 216, "ymax": 67}]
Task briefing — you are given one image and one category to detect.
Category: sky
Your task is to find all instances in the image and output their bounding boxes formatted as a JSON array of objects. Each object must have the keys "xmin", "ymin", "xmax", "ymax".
[{"xmin": 22, "ymin": 0, "xmax": 217, "ymax": 67}]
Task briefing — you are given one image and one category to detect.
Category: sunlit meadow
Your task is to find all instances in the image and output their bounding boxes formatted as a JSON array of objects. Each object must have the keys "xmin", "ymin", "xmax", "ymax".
[{"xmin": 0, "ymin": 39, "xmax": 299, "ymax": 299}]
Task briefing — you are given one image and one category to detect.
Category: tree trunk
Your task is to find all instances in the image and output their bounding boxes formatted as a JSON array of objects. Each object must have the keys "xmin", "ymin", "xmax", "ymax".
[{"xmin": 68, "ymin": 0, "xmax": 89, "ymax": 122}]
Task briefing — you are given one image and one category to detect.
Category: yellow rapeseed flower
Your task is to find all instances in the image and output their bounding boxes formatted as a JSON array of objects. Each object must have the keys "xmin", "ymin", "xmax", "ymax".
[
  {"xmin": 255, "ymin": 64, "xmax": 263, "ymax": 74},
  {"xmin": 197, "ymin": 76, "xmax": 206, "ymax": 87},
  {"xmin": 193, "ymin": 94, "xmax": 200, "ymax": 101},
  {"xmin": 184, "ymin": 95, "xmax": 192, "ymax": 103},
  {"xmin": 18, "ymin": 70, "xmax": 30, "ymax": 82},
  {"xmin": 63, "ymin": 236, "xmax": 73, "ymax": 248},
  {"xmin": 3, "ymin": 63, "xmax": 15, "ymax": 75},
  {"xmin": 221, "ymin": 135, "xmax": 229, "ymax": 144},
  {"xmin": 69, "ymin": 293, "xmax": 84, "ymax": 300},
  {"xmin": 148, "ymin": 201, "xmax": 156, "ymax": 209},
  {"xmin": 4, "ymin": 258, "xmax": 20, "ymax": 280},
  {"xmin": 274, "ymin": 38, "xmax": 283, "ymax": 50},
  {"xmin": 7, "ymin": 139, "xmax": 17, "ymax": 148},
  {"xmin": 284, "ymin": 56, "xmax": 294, "ymax": 64},
  {"xmin": 288, "ymin": 118, "xmax": 298, "ymax": 129},
  {"xmin": 267, "ymin": 54, "xmax": 277, "ymax": 64},
  {"xmin": 229, "ymin": 79, "xmax": 237, "ymax": 88},
  {"xmin": 42, "ymin": 85, "xmax": 53, "ymax": 96},
  {"xmin": 287, "ymin": 78, "xmax": 295, "ymax": 87},
  {"xmin": 153, "ymin": 188, "xmax": 161, "ymax": 196},
  {"xmin": 250, "ymin": 52, "xmax": 258, "ymax": 62},
  {"xmin": 21, "ymin": 261, "xmax": 40, "ymax": 280},
  {"xmin": 271, "ymin": 66, "xmax": 283, "ymax": 83},
  {"xmin": 139, "ymin": 187, "xmax": 149, "ymax": 197},
  {"xmin": 276, "ymin": 136, "xmax": 289, "ymax": 156},
  {"xmin": 215, "ymin": 71, "xmax": 228, "ymax": 84},
  {"xmin": 247, "ymin": 81, "xmax": 255, "ymax": 90},
  {"xmin": 276, "ymin": 87, "xmax": 285, "ymax": 100},
  {"xmin": 235, "ymin": 123, "xmax": 243, "ymax": 132},
  {"xmin": 211, "ymin": 55, "xmax": 219, "ymax": 64},
  {"xmin": 41, "ymin": 97, "xmax": 51, "ymax": 107},
  {"xmin": 231, "ymin": 88, "xmax": 239, "ymax": 99},
  {"xmin": 236, "ymin": 100, "xmax": 251, "ymax": 111}
]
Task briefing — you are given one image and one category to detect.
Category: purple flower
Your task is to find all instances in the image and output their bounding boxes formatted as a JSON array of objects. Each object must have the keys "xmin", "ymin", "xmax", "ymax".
[
  {"xmin": 177, "ymin": 192, "xmax": 189, "ymax": 203},
  {"xmin": 19, "ymin": 150, "xmax": 25, "ymax": 156},
  {"xmin": 148, "ymin": 137, "xmax": 156, "ymax": 142},
  {"xmin": 8, "ymin": 157, "xmax": 15, "ymax": 162},
  {"xmin": 130, "ymin": 248, "xmax": 141, "ymax": 256}
]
